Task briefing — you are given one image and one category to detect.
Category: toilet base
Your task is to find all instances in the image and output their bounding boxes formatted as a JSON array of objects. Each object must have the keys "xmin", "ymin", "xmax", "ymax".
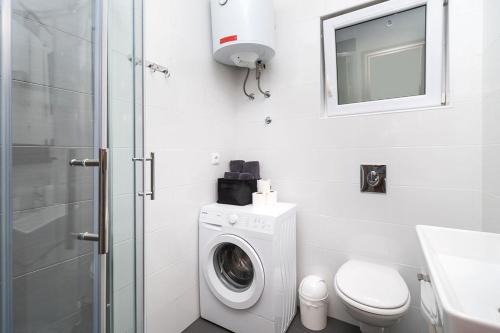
[
  {"xmin": 341, "ymin": 297, "xmax": 404, "ymax": 333},
  {"xmin": 360, "ymin": 322, "xmax": 385, "ymax": 333}
]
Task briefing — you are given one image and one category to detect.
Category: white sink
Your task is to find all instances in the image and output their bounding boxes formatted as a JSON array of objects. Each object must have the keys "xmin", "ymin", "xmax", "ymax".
[{"xmin": 416, "ymin": 225, "xmax": 500, "ymax": 333}]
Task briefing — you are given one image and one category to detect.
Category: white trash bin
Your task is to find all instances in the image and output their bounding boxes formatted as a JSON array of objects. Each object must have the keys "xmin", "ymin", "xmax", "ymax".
[{"xmin": 299, "ymin": 275, "xmax": 329, "ymax": 331}]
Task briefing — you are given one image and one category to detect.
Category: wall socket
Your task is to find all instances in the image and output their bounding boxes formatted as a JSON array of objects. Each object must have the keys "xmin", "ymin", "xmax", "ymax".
[{"xmin": 211, "ymin": 153, "xmax": 220, "ymax": 165}]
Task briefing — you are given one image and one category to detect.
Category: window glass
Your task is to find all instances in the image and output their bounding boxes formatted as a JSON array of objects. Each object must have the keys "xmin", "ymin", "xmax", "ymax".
[{"xmin": 335, "ymin": 6, "xmax": 426, "ymax": 105}]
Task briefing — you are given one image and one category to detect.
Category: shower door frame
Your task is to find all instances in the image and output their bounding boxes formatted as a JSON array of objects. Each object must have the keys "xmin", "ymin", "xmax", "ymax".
[
  {"xmin": 96, "ymin": 0, "xmax": 109, "ymax": 331},
  {"xmin": 0, "ymin": 0, "xmax": 13, "ymax": 330}
]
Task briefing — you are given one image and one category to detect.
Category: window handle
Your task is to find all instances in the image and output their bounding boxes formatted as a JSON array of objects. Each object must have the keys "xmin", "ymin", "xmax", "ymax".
[{"xmin": 325, "ymin": 77, "xmax": 334, "ymax": 98}]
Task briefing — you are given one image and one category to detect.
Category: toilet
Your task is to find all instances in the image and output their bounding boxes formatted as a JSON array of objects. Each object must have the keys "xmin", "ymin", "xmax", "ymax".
[{"xmin": 334, "ymin": 260, "xmax": 410, "ymax": 333}]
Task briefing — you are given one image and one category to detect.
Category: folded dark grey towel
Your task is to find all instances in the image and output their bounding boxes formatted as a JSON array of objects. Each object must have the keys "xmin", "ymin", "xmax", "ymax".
[
  {"xmin": 229, "ymin": 160, "xmax": 245, "ymax": 173},
  {"xmin": 238, "ymin": 172, "xmax": 253, "ymax": 180},
  {"xmin": 242, "ymin": 161, "xmax": 260, "ymax": 180},
  {"xmin": 224, "ymin": 172, "xmax": 240, "ymax": 180}
]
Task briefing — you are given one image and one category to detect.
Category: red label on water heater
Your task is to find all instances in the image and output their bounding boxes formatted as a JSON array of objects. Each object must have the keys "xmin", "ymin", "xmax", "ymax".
[{"xmin": 220, "ymin": 35, "xmax": 238, "ymax": 44}]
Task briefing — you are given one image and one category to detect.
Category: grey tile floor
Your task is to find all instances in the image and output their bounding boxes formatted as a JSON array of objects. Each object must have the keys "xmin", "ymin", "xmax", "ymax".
[{"xmin": 182, "ymin": 313, "xmax": 361, "ymax": 333}]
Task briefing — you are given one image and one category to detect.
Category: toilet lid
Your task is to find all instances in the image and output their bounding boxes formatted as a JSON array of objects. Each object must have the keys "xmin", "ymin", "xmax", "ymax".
[{"xmin": 336, "ymin": 260, "xmax": 409, "ymax": 310}]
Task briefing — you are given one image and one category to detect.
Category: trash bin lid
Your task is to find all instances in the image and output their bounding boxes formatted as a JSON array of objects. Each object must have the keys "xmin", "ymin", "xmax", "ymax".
[{"xmin": 299, "ymin": 275, "xmax": 328, "ymax": 301}]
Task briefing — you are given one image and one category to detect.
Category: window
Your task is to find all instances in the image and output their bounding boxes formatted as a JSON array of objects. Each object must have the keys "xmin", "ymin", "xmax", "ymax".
[{"xmin": 322, "ymin": 0, "xmax": 445, "ymax": 116}]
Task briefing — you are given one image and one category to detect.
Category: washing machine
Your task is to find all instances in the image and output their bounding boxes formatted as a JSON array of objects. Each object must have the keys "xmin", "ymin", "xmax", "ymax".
[{"xmin": 199, "ymin": 203, "xmax": 297, "ymax": 333}]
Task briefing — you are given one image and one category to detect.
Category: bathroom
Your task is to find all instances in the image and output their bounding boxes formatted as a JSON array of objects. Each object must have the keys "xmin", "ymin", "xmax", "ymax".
[{"xmin": 0, "ymin": 0, "xmax": 499, "ymax": 332}]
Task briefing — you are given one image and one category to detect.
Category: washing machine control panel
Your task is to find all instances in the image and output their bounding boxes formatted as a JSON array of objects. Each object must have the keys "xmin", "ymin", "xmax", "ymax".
[
  {"xmin": 200, "ymin": 209, "xmax": 274, "ymax": 233},
  {"xmin": 233, "ymin": 215, "xmax": 273, "ymax": 233},
  {"xmin": 228, "ymin": 214, "xmax": 239, "ymax": 225}
]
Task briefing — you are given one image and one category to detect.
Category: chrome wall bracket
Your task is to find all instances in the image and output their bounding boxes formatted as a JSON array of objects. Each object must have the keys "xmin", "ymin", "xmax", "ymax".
[
  {"xmin": 145, "ymin": 61, "xmax": 170, "ymax": 78},
  {"xmin": 128, "ymin": 56, "xmax": 170, "ymax": 78}
]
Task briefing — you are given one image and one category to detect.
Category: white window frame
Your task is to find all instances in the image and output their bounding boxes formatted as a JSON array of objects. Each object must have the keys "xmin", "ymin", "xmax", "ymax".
[{"xmin": 322, "ymin": 0, "xmax": 444, "ymax": 116}]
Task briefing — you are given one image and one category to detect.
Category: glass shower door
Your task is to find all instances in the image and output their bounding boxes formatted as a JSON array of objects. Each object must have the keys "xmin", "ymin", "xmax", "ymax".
[
  {"xmin": 10, "ymin": 0, "xmax": 104, "ymax": 332},
  {"xmin": 0, "ymin": 0, "xmax": 144, "ymax": 331}
]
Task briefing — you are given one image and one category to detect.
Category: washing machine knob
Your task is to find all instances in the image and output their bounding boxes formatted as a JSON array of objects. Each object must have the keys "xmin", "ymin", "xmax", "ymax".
[{"xmin": 228, "ymin": 214, "xmax": 239, "ymax": 225}]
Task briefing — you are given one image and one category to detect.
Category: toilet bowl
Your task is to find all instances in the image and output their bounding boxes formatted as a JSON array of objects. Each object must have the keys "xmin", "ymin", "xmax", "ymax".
[{"xmin": 334, "ymin": 260, "xmax": 410, "ymax": 333}]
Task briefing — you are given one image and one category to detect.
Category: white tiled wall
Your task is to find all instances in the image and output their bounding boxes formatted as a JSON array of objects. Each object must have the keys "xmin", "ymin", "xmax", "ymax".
[
  {"xmin": 233, "ymin": 1, "xmax": 484, "ymax": 332},
  {"xmin": 143, "ymin": 0, "xmax": 237, "ymax": 332},
  {"xmin": 143, "ymin": 0, "xmax": 493, "ymax": 332},
  {"xmin": 482, "ymin": 0, "xmax": 500, "ymax": 234}
]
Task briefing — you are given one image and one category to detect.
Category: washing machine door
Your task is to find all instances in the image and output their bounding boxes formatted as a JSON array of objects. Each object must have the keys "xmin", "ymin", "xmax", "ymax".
[{"xmin": 203, "ymin": 234, "xmax": 265, "ymax": 310}]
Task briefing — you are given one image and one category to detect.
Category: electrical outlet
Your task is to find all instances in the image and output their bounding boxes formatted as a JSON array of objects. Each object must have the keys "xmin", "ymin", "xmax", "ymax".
[{"xmin": 211, "ymin": 153, "xmax": 220, "ymax": 165}]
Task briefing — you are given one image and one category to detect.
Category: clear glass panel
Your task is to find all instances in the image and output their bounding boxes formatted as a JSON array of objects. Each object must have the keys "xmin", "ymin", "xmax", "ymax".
[
  {"xmin": 0, "ymin": 0, "xmax": 143, "ymax": 330},
  {"xmin": 108, "ymin": 0, "xmax": 143, "ymax": 330},
  {"xmin": 335, "ymin": 6, "xmax": 426, "ymax": 105},
  {"xmin": 214, "ymin": 243, "xmax": 254, "ymax": 292},
  {"xmin": 10, "ymin": 0, "xmax": 98, "ymax": 331}
]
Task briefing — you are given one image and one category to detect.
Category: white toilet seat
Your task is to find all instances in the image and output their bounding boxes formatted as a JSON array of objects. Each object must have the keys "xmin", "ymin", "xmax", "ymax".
[
  {"xmin": 334, "ymin": 260, "xmax": 411, "ymax": 316},
  {"xmin": 334, "ymin": 278, "xmax": 411, "ymax": 316}
]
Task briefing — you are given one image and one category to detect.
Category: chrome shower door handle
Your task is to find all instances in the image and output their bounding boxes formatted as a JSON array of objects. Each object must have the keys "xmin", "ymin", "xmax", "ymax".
[
  {"xmin": 149, "ymin": 152, "xmax": 155, "ymax": 200},
  {"xmin": 70, "ymin": 148, "xmax": 109, "ymax": 255},
  {"xmin": 98, "ymin": 148, "xmax": 109, "ymax": 255},
  {"xmin": 137, "ymin": 152, "xmax": 155, "ymax": 200}
]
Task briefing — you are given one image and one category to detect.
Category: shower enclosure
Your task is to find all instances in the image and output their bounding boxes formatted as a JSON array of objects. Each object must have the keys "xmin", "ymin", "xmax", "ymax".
[{"xmin": 0, "ymin": 0, "xmax": 145, "ymax": 332}]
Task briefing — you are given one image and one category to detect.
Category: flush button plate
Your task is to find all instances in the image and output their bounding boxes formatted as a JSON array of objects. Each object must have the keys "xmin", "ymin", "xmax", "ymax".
[{"xmin": 361, "ymin": 165, "xmax": 387, "ymax": 193}]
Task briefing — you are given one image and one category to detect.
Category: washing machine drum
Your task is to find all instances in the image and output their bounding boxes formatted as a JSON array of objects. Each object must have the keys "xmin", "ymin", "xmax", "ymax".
[
  {"xmin": 214, "ymin": 243, "xmax": 255, "ymax": 291},
  {"xmin": 204, "ymin": 234, "xmax": 265, "ymax": 309}
]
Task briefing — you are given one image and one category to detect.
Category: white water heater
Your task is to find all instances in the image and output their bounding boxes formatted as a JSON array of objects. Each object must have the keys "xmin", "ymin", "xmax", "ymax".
[{"xmin": 210, "ymin": 0, "xmax": 275, "ymax": 69}]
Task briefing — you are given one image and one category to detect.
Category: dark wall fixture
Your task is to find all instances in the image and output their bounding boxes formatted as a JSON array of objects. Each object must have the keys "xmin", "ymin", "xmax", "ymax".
[{"xmin": 360, "ymin": 165, "xmax": 387, "ymax": 193}]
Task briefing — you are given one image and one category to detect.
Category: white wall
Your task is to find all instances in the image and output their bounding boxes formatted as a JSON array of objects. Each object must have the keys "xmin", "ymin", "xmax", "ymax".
[
  {"xmin": 143, "ymin": 0, "xmax": 238, "ymax": 332},
  {"xmin": 234, "ymin": 1, "xmax": 484, "ymax": 332},
  {"xmin": 143, "ymin": 0, "xmax": 492, "ymax": 332},
  {"xmin": 482, "ymin": 0, "xmax": 500, "ymax": 233}
]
